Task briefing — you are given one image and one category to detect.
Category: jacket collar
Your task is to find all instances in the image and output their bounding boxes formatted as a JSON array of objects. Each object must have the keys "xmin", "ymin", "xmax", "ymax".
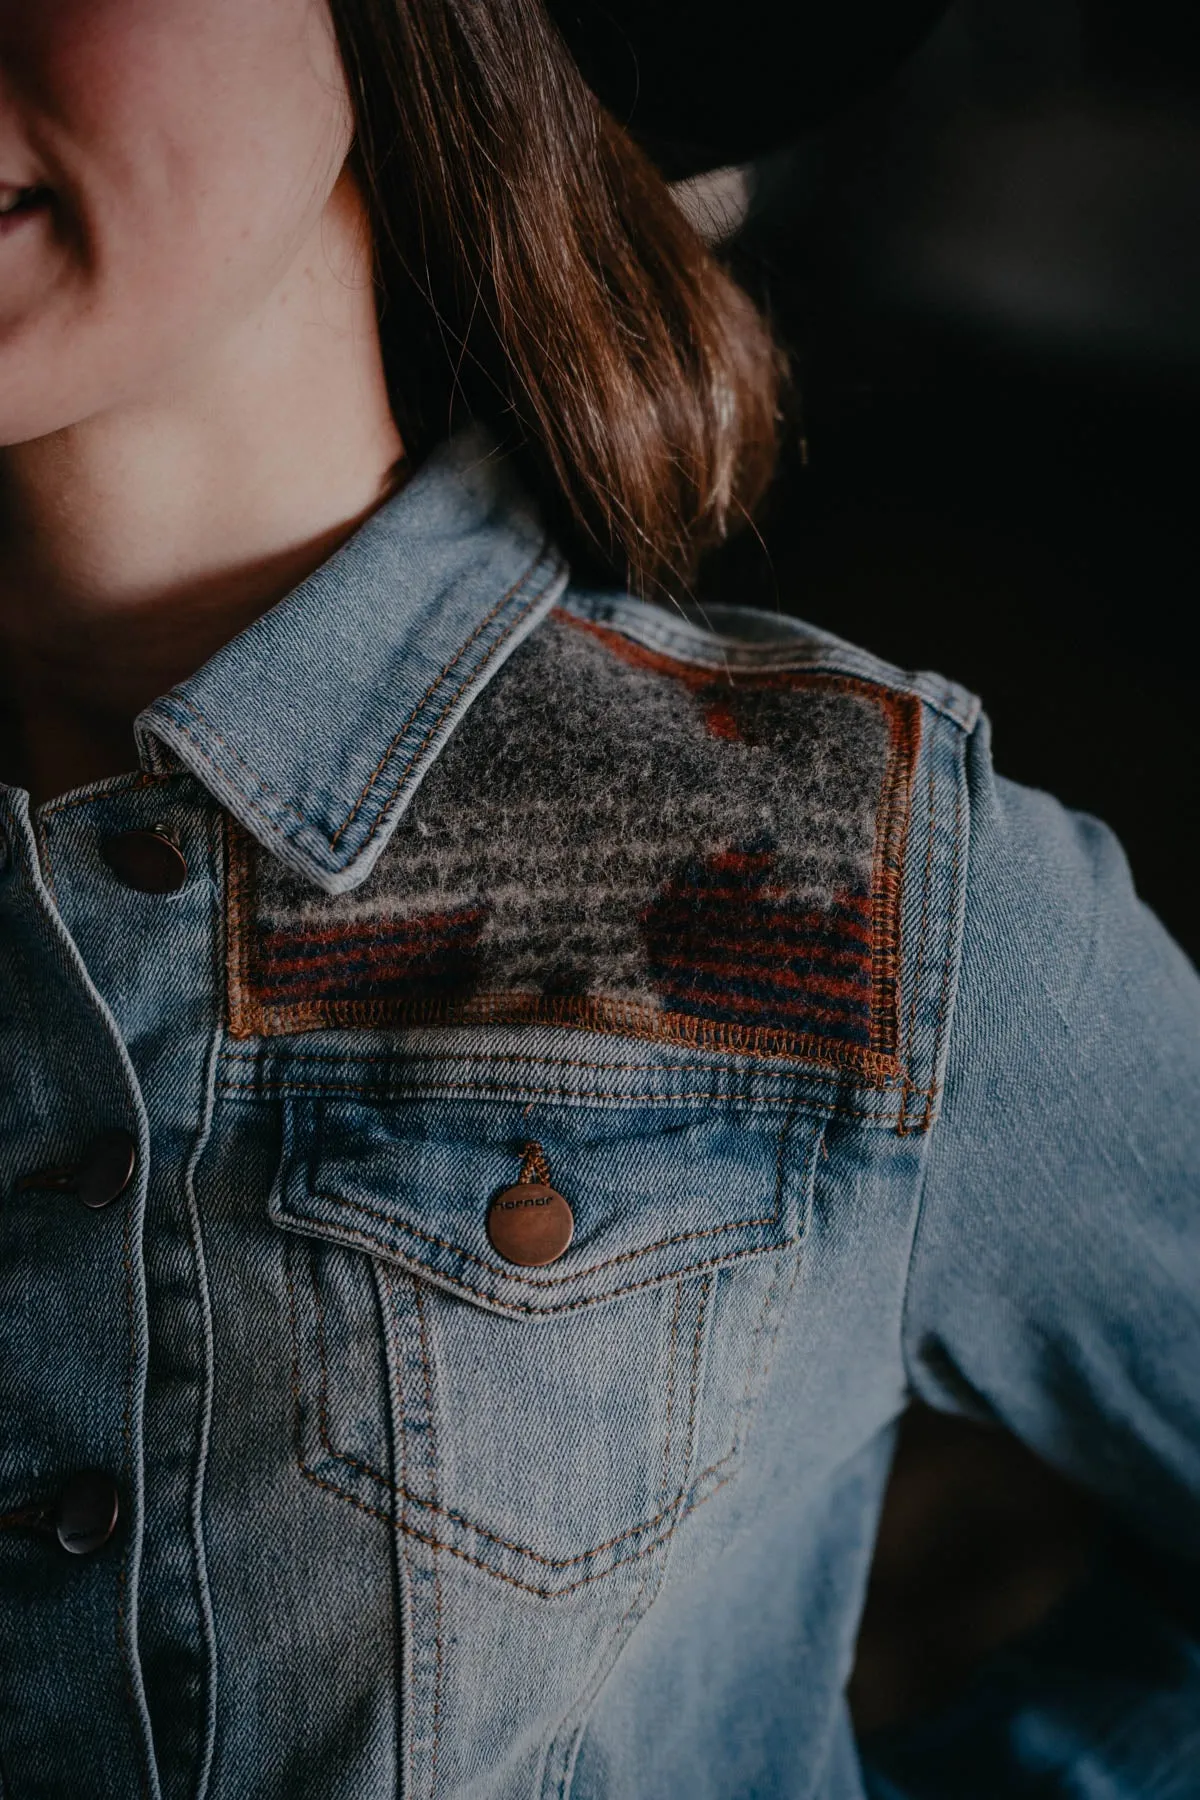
[{"xmin": 136, "ymin": 427, "xmax": 568, "ymax": 895}]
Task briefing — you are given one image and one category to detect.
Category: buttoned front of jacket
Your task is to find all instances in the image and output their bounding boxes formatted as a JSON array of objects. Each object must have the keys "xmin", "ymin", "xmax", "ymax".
[{"xmin": 2, "ymin": 428, "xmax": 1198, "ymax": 1800}]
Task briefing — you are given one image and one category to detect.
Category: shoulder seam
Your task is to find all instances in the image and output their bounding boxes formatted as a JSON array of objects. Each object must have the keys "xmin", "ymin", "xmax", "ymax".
[{"xmin": 556, "ymin": 593, "xmax": 981, "ymax": 735}]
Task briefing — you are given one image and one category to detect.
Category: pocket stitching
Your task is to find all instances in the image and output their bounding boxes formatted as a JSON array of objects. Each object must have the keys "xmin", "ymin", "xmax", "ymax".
[
  {"xmin": 407, "ymin": 1275, "xmax": 445, "ymax": 1800},
  {"xmin": 309, "ymin": 1186, "xmax": 784, "ymax": 1291},
  {"xmin": 286, "ymin": 1244, "xmax": 794, "ymax": 1597},
  {"xmin": 657, "ymin": 1281, "xmax": 685, "ymax": 1508},
  {"xmin": 300, "ymin": 1243, "xmax": 727, "ymax": 1569},
  {"xmin": 293, "ymin": 1209, "xmax": 801, "ymax": 1315},
  {"xmin": 291, "ymin": 1453, "xmax": 739, "ymax": 1601},
  {"xmin": 292, "ymin": 1107, "xmax": 800, "ymax": 1299}
]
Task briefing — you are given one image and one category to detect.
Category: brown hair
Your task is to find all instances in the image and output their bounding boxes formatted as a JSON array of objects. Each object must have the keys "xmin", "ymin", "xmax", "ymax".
[{"xmin": 328, "ymin": 0, "xmax": 783, "ymax": 598}]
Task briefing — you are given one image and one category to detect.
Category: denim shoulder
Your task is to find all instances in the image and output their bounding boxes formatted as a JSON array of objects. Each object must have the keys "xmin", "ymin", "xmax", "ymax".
[
  {"xmin": 899, "ymin": 704, "xmax": 1200, "ymax": 1555},
  {"xmin": 951, "ymin": 706, "xmax": 1200, "ymax": 1104},
  {"xmin": 227, "ymin": 586, "xmax": 984, "ymax": 1126}
]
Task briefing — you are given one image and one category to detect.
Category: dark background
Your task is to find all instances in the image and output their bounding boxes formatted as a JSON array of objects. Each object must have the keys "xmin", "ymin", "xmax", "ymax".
[
  {"xmin": 685, "ymin": 0, "xmax": 1200, "ymax": 1735},
  {"xmin": 699, "ymin": 0, "xmax": 1199, "ymax": 966}
]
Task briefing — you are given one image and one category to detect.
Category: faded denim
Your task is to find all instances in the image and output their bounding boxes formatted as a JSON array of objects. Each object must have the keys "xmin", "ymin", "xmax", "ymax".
[{"xmin": 1, "ymin": 427, "xmax": 1197, "ymax": 1800}]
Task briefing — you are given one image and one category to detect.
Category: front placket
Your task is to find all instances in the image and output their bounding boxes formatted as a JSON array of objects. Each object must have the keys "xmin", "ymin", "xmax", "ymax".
[
  {"xmin": 0, "ymin": 788, "xmax": 158, "ymax": 1799},
  {"xmin": 1, "ymin": 770, "xmax": 223, "ymax": 1800}
]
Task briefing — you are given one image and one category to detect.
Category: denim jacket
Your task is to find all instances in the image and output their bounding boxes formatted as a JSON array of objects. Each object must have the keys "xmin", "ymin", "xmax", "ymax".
[{"xmin": 1, "ymin": 427, "xmax": 1198, "ymax": 1800}]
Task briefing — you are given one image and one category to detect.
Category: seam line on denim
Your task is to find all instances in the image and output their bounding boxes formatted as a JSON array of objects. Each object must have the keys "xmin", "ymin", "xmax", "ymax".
[
  {"xmin": 658, "ymin": 1281, "xmax": 685, "ymax": 1506},
  {"xmin": 286, "ymin": 1247, "xmax": 739, "ymax": 1578},
  {"xmin": 556, "ymin": 602, "xmax": 978, "ymax": 729},
  {"xmin": 221, "ymin": 1077, "xmax": 925, "ymax": 1121},
  {"xmin": 303, "ymin": 1165, "xmax": 786, "ymax": 1291},
  {"xmin": 899, "ymin": 745, "xmax": 939, "ymax": 1135},
  {"xmin": 919, "ymin": 745, "xmax": 966, "ymax": 1132},
  {"xmin": 37, "ymin": 770, "xmax": 173, "ymax": 820},
  {"xmin": 286, "ymin": 1206, "xmax": 801, "ymax": 1316}
]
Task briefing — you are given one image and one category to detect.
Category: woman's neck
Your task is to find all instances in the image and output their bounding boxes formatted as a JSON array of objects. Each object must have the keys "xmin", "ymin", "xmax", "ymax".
[{"xmin": 0, "ymin": 169, "xmax": 405, "ymax": 806}]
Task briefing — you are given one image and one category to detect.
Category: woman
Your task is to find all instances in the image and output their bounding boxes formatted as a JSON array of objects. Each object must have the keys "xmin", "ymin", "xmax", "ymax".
[{"xmin": 0, "ymin": 4, "xmax": 1196, "ymax": 1798}]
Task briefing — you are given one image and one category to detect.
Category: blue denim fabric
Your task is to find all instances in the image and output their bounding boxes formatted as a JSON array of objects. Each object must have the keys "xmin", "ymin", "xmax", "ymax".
[{"xmin": 1, "ymin": 426, "xmax": 1198, "ymax": 1800}]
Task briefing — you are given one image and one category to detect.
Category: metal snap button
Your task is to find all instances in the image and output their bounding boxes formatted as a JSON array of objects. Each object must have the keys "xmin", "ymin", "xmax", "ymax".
[
  {"xmin": 486, "ymin": 1182, "xmax": 574, "ymax": 1267},
  {"xmin": 55, "ymin": 1470, "xmax": 120, "ymax": 1555},
  {"xmin": 100, "ymin": 827, "xmax": 188, "ymax": 894},
  {"xmin": 17, "ymin": 1127, "xmax": 138, "ymax": 1211},
  {"xmin": 74, "ymin": 1128, "xmax": 138, "ymax": 1210}
]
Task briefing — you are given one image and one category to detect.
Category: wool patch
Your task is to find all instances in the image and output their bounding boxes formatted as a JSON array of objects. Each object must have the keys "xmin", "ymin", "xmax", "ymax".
[{"xmin": 226, "ymin": 610, "xmax": 920, "ymax": 1072}]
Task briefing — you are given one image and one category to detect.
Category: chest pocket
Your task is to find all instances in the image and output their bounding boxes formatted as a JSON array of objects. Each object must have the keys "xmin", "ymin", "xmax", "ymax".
[{"xmin": 271, "ymin": 1091, "xmax": 823, "ymax": 1597}]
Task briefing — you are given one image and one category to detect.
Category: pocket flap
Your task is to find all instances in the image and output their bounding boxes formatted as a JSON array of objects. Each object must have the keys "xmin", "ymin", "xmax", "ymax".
[{"xmin": 270, "ymin": 1095, "xmax": 819, "ymax": 1315}]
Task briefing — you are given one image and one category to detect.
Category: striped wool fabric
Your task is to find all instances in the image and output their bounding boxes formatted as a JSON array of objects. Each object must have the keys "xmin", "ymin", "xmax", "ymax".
[
  {"xmin": 643, "ymin": 849, "xmax": 876, "ymax": 1050},
  {"xmin": 228, "ymin": 611, "xmax": 919, "ymax": 1072},
  {"xmin": 252, "ymin": 906, "xmax": 487, "ymax": 1007}
]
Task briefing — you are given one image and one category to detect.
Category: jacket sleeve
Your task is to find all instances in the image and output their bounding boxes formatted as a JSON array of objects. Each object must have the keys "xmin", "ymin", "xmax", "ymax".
[{"xmin": 900, "ymin": 710, "xmax": 1200, "ymax": 1559}]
